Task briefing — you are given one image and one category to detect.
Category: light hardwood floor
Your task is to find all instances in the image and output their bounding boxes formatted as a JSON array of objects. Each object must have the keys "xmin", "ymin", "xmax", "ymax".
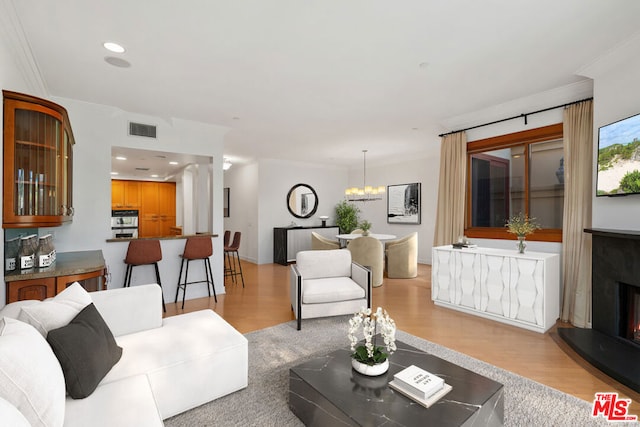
[{"xmin": 164, "ymin": 261, "xmax": 640, "ymax": 414}]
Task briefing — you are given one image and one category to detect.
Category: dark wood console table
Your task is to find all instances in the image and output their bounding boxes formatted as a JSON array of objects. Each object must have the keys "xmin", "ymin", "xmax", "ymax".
[{"xmin": 273, "ymin": 226, "xmax": 339, "ymax": 265}]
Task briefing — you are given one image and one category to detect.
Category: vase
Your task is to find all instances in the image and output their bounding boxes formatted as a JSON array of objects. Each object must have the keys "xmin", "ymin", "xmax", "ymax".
[
  {"xmin": 362, "ymin": 230, "xmax": 370, "ymax": 236},
  {"xmin": 351, "ymin": 358, "xmax": 389, "ymax": 376},
  {"xmin": 517, "ymin": 236, "xmax": 526, "ymax": 254}
]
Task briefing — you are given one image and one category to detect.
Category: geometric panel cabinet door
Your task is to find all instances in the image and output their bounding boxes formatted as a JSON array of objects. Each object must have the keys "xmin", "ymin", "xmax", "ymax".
[
  {"xmin": 432, "ymin": 245, "xmax": 560, "ymax": 333},
  {"xmin": 3, "ymin": 90, "xmax": 75, "ymax": 228}
]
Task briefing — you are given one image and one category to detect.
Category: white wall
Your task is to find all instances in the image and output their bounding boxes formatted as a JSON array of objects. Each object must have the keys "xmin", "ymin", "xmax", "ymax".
[
  {"xmin": 223, "ymin": 162, "xmax": 259, "ymax": 263},
  {"xmin": 2, "ymin": 97, "xmax": 229, "ymax": 308},
  {"xmin": 349, "ymin": 152, "xmax": 440, "ymax": 264},
  {"xmin": 223, "ymin": 159, "xmax": 348, "ymax": 265},
  {"xmin": 0, "ymin": 2, "xmax": 47, "ymax": 305},
  {"xmin": 585, "ymin": 36, "xmax": 640, "ymax": 228}
]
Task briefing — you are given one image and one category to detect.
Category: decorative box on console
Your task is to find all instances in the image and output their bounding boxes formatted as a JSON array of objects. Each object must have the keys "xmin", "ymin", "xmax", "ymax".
[{"xmin": 431, "ymin": 246, "xmax": 560, "ymax": 333}]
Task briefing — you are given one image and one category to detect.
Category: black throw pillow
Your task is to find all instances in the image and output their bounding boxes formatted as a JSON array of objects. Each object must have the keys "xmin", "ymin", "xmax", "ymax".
[{"xmin": 46, "ymin": 302, "xmax": 123, "ymax": 399}]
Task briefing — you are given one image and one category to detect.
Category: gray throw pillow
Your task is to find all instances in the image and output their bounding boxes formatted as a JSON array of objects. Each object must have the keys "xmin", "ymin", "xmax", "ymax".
[{"xmin": 46, "ymin": 303, "xmax": 122, "ymax": 399}]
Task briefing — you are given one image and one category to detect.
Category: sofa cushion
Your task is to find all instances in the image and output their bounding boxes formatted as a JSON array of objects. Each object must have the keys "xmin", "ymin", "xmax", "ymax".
[
  {"xmin": 46, "ymin": 303, "xmax": 122, "ymax": 399},
  {"xmin": 18, "ymin": 282, "xmax": 92, "ymax": 337},
  {"xmin": 101, "ymin": 309, "xmax": 248, "ymax": 418},
  {"xmin": 64, "ymin": 375, "xmax": 163, "ymax": 427},
  {"xmin": 302, "ymin": 277, "xmax": 365, "ymax": 304},
  {"xmin": 0, "ymin": 317, "xmax": 65, "ymax": 427},
  {"xmin": 296, "ymin": 249, "xmax": 352, "ymax": 279},
  {"xmin": 0, "ymin": 299, "xmax": 39, "ymax": 320},
  {"xmin": 0, "ymin": 396, "xmax": 30, "ymax": 427}
]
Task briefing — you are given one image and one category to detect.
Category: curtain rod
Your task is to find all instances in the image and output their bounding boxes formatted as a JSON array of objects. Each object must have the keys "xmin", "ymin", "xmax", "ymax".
[{"xmin": 438, "ymin": 97, "xmax": 593, "ymax": 138}]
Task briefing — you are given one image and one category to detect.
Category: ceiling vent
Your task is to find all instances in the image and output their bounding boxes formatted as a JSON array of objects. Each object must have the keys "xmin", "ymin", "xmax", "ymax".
[{"xmin": 129, "ymin": 122, "xmax": 157, "ymax": 138}]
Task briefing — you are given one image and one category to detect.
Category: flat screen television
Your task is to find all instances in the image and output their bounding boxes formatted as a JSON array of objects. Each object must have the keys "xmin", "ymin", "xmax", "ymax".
[{"xmin": 596, "ymin": 112, "xmax": 640, "ymax": 197}]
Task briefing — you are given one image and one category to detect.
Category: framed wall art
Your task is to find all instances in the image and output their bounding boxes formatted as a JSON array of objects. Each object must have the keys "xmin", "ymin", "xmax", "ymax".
[{"xmin": 387, "ymin": 182, "xmax": 421, "ymax": 224}]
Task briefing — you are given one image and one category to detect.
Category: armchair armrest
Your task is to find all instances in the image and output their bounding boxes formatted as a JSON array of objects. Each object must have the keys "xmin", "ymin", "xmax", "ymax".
[
  {"xmin": 351, "ymin": 262, "xmax": 372, "ymax": 309},
  {"xmin": 90, "ymin": 284, "xmax": 163, "ymax": 337},
  {"xmin": 290, "ymin": 265, "xmax": 303, "ymax": 330}
]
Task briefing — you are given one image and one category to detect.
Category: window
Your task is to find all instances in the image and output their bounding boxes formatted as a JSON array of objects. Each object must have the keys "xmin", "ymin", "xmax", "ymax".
[{"xmin": 465, "ymin": 123, "xmax": 563, "ymax": 242}]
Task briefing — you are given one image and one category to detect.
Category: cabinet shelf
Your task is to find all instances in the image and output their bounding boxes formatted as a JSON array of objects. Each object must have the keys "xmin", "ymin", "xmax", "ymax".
[{"xmin": 15, "ymin": 140, "xmax": 57, "ymax": 150}]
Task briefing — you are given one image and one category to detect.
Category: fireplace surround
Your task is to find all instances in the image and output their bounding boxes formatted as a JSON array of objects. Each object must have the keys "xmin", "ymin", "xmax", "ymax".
[{"xmin": 558, "ymin": 228, "xmax": 640, "ymax": 392}]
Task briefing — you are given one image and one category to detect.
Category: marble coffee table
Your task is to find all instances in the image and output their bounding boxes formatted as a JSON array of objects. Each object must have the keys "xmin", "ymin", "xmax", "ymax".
[{"xmin": 289, "ymin": 339, "xmax": 504, "ymax": 426}]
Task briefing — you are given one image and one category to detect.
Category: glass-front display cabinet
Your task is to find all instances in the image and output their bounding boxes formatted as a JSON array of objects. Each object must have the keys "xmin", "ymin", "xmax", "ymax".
[{"xmin": 3, "ymin": 91, "xmax": 74, "ymax": 228}]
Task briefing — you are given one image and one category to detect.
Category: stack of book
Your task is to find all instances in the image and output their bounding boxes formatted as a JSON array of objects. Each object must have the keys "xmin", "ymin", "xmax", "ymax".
[
  {"xmin": 388, "ymin": 365, "xmax": 452, "ymax": 408},
  {"xmin": 452, "ymin": 242, "xmax": 478, "ymax": 249}
]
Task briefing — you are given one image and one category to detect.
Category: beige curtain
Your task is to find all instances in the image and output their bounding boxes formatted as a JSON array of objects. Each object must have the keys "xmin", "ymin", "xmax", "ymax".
[
  {"xmin": 433, "ymin": 132, "xmax": 467, "ymax": 247},
  {"xmin": 561, "ymin": 100, "xmax": 593, "ymax": 328}
]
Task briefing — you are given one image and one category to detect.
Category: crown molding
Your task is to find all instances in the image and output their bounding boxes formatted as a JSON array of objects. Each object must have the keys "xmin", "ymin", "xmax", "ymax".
[
  {"xmin": 0, "ymin": 0, "xmax": 48, "ymax": 96},
  {"xmin": 577, "ymin": 31, "xmax": 640, "ymax": 79}
]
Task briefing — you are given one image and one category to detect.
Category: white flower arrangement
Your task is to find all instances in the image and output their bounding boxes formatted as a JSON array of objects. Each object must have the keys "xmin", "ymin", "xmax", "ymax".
[{"xmin": 348, "ymin": 307, "xmax": 397, "ymax": 365}]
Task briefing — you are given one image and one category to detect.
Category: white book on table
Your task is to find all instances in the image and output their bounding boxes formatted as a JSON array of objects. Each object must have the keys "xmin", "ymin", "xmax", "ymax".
[
  {"xmin": 389, "ymin": 380, "xmax": 452, "ymax": 409},
  {"xmin": 392, "ymin": 365, "xmax": 445, "ymax": 400}
]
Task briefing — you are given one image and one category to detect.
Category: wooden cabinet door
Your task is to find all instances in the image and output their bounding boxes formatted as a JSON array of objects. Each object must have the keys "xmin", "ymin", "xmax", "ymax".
[
  {"xmin": 56, "ymin": 269, "xmax": 106, "ymax": 294},
  {"xmin": 124, "ymin": 181, "xmax": 141, "ymax": 208},
  {"xmin": 2, "ymin": 91, "xmax": 74, "ymax": 228},
  {"xmin": 158, "ymin": 182, "xmax": 176, "ymax": 236},
  {"xmin": 139, "ymin": 182, "xmax": 159, "ymax": 237},
  {"xmin": 6, "ymin": 277, "xmax": 56, "ymax": 303},
  {"xmin": 112, "ymin": 180, "xmax": 125, "ymax": 208}
]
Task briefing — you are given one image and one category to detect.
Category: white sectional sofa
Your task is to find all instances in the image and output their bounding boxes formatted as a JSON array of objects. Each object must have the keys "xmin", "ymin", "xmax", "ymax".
[{"xmin": 0, "ymin": 283, "xmax": 248, "ymax": 426}]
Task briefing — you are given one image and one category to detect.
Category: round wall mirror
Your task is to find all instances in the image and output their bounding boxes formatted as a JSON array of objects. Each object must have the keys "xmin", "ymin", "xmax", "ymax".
[{"xmin": 287, "ymin": 183, "xmax": 318, "ymax": 219}]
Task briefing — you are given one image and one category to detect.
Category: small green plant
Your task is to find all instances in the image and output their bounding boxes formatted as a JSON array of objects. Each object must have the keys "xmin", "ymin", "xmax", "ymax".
[
  {"xmin": 505, "ymin": 212, "xmax": 541, "ymax": 237},
  {"xmin": 359, "ymin": 220, "xmax": 372, "ymax": 234},
  {"xmin": 335, "ymin": 200, "xmax": 360, "ymax": 234},
  {"xmin": 619, "ymin": 170, "xmax": 640, "ymax": 193}
]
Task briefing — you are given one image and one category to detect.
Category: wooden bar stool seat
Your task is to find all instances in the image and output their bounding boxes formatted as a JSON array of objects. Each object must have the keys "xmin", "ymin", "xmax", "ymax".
[
  {"xmin": 174, "ymin": 236, "xmax": 217, "ymax": 309},
  {"xmin": 123, "ymin": 239, "xmax": 166, "ymax": 312}
]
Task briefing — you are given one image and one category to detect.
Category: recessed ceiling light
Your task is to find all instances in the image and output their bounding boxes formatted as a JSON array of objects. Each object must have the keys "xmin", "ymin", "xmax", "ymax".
[
  {"xmin": 103, "ymin": 42, "xmax": 125, "ymax": 53},
  {"xmin": 169, "ymin": 161, "xmax": 178, "ymax": 165},
  {"xmin": 116, "ymin": 156, "xmax": 127, "ymax": 160},
  {"xmin": 151, "ymin": 174, "xmax": 159, "ymax": 178},
  {"xmin": 111, "ymin": 172, "xmax": 118, "ymax": 175}
]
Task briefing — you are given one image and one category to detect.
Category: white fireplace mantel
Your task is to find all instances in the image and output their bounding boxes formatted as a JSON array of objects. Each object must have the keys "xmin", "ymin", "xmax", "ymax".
[{"xmin": 431, "ymin": 245, "xmax": 560, "ymax": 333}]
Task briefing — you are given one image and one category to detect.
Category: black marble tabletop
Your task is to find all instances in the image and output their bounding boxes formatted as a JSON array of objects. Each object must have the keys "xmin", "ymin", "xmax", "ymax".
[{"xmin": 289, "ymin": 339, "xmax": 504, "ymax": 426}]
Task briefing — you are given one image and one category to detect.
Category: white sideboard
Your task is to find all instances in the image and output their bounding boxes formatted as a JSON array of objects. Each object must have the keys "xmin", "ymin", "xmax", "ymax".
[{"xmin": 431, "ymin": 245, "xmax": 560, "ymax": 333}]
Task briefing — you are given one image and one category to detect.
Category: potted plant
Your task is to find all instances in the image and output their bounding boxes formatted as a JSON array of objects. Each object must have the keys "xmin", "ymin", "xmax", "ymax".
[
  {"xmin": 359, "ymin": 220, "xmax": 372, "ymax": 236},
  {"xmin": 348, "ymin": 307, "xmax": 396, "ymax": 376},
  {"xmin": 335, "ymin": 200, "xmax": 360, "ymax": 234},
  {"xmin": 505, "ymin": 212, "xmax": 541, "ymax": 253}
]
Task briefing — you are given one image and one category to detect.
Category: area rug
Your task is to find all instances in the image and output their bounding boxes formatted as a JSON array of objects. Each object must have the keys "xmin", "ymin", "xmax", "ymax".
[{"xmin": 165, "ymin": 316, "xmax": 626, "ymax": 426}]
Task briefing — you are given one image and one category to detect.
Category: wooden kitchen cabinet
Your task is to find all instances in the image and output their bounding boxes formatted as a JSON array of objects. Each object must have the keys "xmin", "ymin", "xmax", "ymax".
[
  {"xmin": 7, "ymin": 277, "xmax": 56, "ymax": 303},
  {"xmin": 112, "ymin": 180, "xmax": 141, "ymax": 209},
  {"xmin": 5, "ymin": 250, "xmax": 106, "ymax": 304},
  {"xmin": 139, "ymin": 181, "xmax": 176, "ymax": 237},
  {"xmin": 2, "ymin": 90, "xmax": 75, "ymax": 228}
]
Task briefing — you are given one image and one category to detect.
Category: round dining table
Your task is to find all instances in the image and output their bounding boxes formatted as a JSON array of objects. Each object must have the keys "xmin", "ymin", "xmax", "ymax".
[{"xmin": 336, "ymin": 233, "xmax": 397, "ymax": 241}]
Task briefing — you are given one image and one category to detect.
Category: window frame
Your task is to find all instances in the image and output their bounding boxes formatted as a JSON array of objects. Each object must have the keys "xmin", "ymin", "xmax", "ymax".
[{"xmin": 464, "ymin": 123, "xmax": 563, "ymax": 243}]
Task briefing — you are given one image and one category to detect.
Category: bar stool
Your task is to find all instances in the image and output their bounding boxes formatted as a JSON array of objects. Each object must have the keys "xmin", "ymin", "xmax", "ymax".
[
  {"xmin": 123, "ymin": 239, "xmax": 166, "ymax": 312},
  {"xmin": 224, "ymin": 232, "xmax": 245, "ymax": 288},
  {"xmin": 174, "ymin": 236, "xmax": 217, "ymax": 309}
]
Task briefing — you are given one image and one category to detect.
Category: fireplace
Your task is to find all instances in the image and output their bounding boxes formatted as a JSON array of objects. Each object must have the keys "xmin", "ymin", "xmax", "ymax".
[
  {"xmin": 620, "ymin": 283, "xmax": 640, "ymax": 344},
  {"xmin": 558, "ymin": 228, "xmax": 640, "ymax": 392}
]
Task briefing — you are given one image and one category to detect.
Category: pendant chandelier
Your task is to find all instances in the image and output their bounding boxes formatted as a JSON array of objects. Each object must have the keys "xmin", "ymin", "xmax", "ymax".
[{"xmin": 345, "ymin": 150, "xmax": 385, "ymax": 202}]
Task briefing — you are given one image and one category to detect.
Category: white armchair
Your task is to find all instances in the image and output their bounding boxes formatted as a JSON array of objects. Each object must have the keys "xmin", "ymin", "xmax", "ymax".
[{"xmin": 290, "ymin": 249, "xmax": 371, "ymax": 330}]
